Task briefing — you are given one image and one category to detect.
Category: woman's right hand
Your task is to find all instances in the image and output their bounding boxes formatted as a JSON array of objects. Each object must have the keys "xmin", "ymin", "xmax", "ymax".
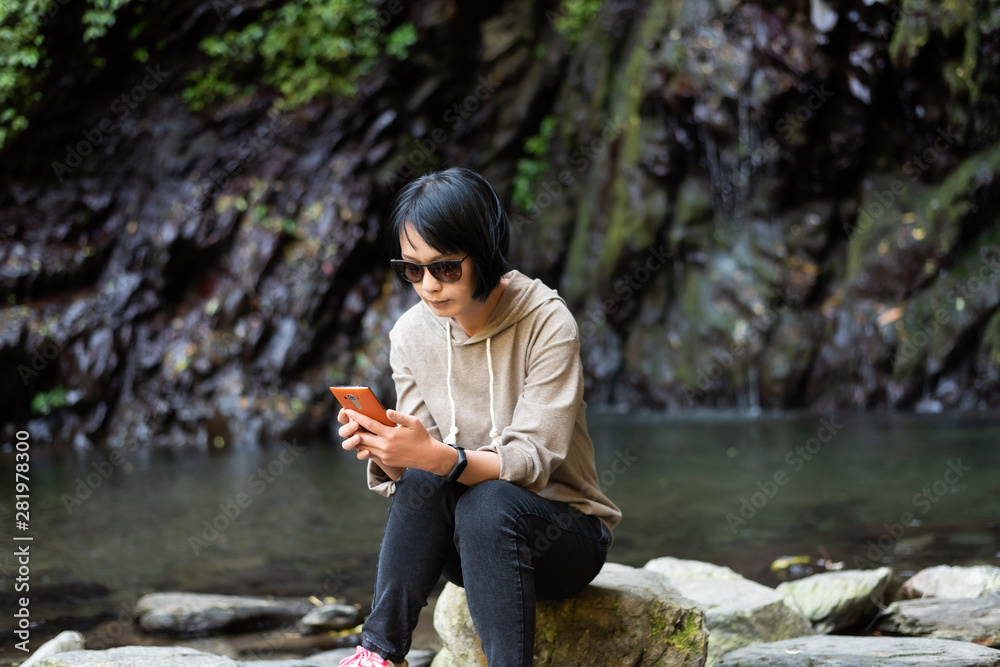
[
  {"xmin": 338, "ymin": 408, "xmax": 369, "ymax": 444},
  {"xmin": 338, "ymin": 407, "xmax": 406, "ymax": 481}
]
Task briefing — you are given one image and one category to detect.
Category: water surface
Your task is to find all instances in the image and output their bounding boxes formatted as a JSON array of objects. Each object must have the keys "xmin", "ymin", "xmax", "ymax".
[{"xmin": 2, "ymin": 412, "xmax": 998, "ymax": 655}]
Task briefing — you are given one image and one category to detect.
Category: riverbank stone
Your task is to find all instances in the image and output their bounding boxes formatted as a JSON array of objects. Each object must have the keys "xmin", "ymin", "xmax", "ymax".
[
  {"xmin": 32, "ymin": 646, "xmax": 436, "ymax": 667},
  {"xmin": 898, "ymin": 565, "xmax": 1000, "ymax": 599},
  {"xmin": 136, "ymin": 592, "xmax": 312, "ymax": 636},
  {"xmin": 432, "ymin": 561, "xmax": 708, "ymax": 666},
  {"xmin": 34, "ymin": 646, "xmax": 241, "ymax": 666},
  {"xmin": 644, "ymin": 556, "xmax": 813, "ymax": 665},
  {"xmin": 296, "ymin": 603, "xmax": 363, "ymax": 634},
  {"xmin": 242, "ymin": 648, "xmax": 435, "ymax": 666},
  {"xmin": 714, "ymin": 635, "xmax": 1000, "ymax": 666},
  {"xmin": 21, "ymin": 631, "xmax": 87, "ymax": 667},
  {"xmin": 875, "ymin": 596, "xmax": 1000, "ymax": 647},
  {"xmin": 776, "ymin": 567, "xmax": 892, "ymax": 633}
]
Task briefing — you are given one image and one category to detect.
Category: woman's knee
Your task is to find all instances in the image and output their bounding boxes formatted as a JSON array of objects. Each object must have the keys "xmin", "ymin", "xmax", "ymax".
[
  {"xmin": 396, "ymin": 468, "xmax": 444, "ymax": 496},
  {"xmin": 390, "ymin": 468, "xmax": 449, "ymax": 516},
  {"xmin": 454, "ymin": 480, "xmax": 523, "ymax": 532}
]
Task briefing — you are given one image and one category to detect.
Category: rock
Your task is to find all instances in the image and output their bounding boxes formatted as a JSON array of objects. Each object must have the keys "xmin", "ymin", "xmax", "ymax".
[
  {"xmin": 20, "ymin": 631, "xmax": 87, "ymax": 667},
  {"xmin": 898, "ymin": 565, "xmax": 1000, "ymax": 600},
  {"xmin": 714, "ymin": 635, "xmax": 1000, "ymax": 666},
  {"xmin": 238, "ymin": 647, "xmax": 434, "ymax": 666},
  {"xmin": 34, "ymin": 645, "xmax": 241, "ymax": 666},
  {"xmin": 33, "ymin": 646, "xmax": 435, "ymax": 667},
  {"xmin": 401, "ymin": 649, "xmax": 435, "ymax": 667},
  {"xmin": 644, "ymin": 557, "xmax": 814, "ymax": 665},
  {"xmin": 172, "ymin": 638, "xmax": 239, "ymax": 659},
  {"xmin": 875, "ymin": 596, "xmax": 1000, "ymax": 647},
  {"xmin": 297, "ymin": 603, "xmax": 364, "ymax": 635},
  {"xmin": 136, "ymin": 592, "xmax": 312, "ymax": 636},
  {"xmin": 809, "ymin": 0, "xmax": 838, "ymax": 33},
  {"xmin": 432, "ymin": 561, "xmax": 707, "ymax": 666},
  {"xmin": 776, "ymin": 567, "xmax": 892, "ymax": 633}
]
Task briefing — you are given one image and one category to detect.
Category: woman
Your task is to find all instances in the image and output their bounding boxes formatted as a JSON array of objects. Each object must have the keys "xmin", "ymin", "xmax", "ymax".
[{"xmin": 337, "ymin": 167, "xmax": 621, "ymax": 667}]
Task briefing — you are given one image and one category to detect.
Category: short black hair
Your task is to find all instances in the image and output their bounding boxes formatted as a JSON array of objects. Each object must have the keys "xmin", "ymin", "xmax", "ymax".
[{"xmin": 385, "ymin": 167, "xmax": 513, "ymax": 302}]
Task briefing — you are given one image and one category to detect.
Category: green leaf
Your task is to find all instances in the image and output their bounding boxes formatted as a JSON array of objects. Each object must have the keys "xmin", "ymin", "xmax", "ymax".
[{"xmin": 182, "ymin": 0, "xmax": 418, "ymax": 111}]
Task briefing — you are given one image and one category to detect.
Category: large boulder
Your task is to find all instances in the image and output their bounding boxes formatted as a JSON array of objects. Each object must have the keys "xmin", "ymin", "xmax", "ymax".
[
  {"xmin": 644, "ymin": 557, "xmax": 813, "ymax": 665},
  {"xmin": 714, "ymin": 635, "xmax": 1000, "ymax": 666},
  {"xmin": 136, "ymin": 592, "xmax": 312, "ymax": 636},
  {"xmin": 898, "ymin": 565, "xmax": 1000, "ymax": 599},
  {"xmin": 776, "ymin": 568, "xmax": 892, "ymax": 633},
  {"xmin": 432, "ymin": 562, "xmax": 708, "ymax": 666},
  {"xmin": 875, "ymin": 597, "xmax": 1000, "ymax": 647}
]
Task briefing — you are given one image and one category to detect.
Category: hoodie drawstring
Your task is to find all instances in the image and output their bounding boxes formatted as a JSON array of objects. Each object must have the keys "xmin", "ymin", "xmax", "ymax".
[
  {"xmin": 444, "ymin": 321, "xmax": 459, "ymax": 445},
  {"xmin": 486, "ymin": 337, "xmax": 502, "ymax": 446},
  {"xmin": 443, "ymin": 319, "xmax": 502, "ymax": 447}
]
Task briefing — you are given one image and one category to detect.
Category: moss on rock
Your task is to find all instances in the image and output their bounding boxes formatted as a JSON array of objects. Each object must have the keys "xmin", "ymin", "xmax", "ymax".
[{"xmin": 432, "ymin": 562, "xmax": 707, "ymax": 667}]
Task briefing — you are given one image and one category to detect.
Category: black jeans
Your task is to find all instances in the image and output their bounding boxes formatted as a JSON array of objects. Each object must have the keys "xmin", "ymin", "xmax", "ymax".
[{"xmin": 361, "ymin": 468, "xmax": 611, "ymax": 666}]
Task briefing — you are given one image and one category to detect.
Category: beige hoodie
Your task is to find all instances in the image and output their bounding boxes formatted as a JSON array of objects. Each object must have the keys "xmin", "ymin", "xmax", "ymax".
[{"xmin": 367, "ymin": 270, "xmax": 622, "ymax": 533}]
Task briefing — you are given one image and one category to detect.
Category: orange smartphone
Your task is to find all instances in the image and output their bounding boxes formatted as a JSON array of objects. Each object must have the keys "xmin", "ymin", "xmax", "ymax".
[{"xmin": 330, "ymin": 386, "xmax": 395, "ymax": 427}]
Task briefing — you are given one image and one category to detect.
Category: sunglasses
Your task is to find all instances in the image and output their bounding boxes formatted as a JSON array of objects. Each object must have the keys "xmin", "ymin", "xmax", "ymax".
[{"xmin": 390, "ymin": 255, "xmax": 469, "ymax": 283}]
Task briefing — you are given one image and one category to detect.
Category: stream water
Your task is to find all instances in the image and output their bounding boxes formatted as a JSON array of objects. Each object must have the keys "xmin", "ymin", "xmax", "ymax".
[{"xmin": 2, "ymin": 411, "xmax": 998, "ymax": 659}]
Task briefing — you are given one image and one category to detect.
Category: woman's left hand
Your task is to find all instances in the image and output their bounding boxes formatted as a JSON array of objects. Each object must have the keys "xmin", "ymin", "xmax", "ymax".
[{"xmin": 340, "ymin": 408, "xmax": 434, "ymax": 470}]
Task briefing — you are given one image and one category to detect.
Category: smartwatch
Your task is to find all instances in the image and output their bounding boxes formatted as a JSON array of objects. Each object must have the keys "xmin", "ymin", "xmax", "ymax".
[{"xmin": 444, "ymin": 445, "xmax": 467, "ymax": 482}]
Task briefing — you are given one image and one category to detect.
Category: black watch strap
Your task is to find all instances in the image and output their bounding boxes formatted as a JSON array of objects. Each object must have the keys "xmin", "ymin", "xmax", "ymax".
[{"xmin": 444, "ymin": 445, "xmax": 467, "ymax": 482}]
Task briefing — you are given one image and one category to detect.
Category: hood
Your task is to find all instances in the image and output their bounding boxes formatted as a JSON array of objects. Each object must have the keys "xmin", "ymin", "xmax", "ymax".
[{"xmin": 422, "ymin": 270, "xmax": 564, "ymax": 345}]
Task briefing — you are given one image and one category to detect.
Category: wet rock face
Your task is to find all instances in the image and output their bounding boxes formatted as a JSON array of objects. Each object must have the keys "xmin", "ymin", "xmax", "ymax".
[
  {"xmin": 0, "ymin": 0, "xmax": 585, "ymax": 448},
  {"xmin": 3, "ymin": 0, "xmax": 1000, "ymax": 447},
  {"xmin": 546, "ymin": 0, "xmax": 1000, "ymax": 412}
]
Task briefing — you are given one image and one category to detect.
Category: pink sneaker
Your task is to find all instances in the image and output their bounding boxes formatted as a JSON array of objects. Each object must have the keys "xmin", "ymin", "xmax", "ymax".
[{"xmin": 338, "ymin": 646, "xmax": 407, "ymax": 667}]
